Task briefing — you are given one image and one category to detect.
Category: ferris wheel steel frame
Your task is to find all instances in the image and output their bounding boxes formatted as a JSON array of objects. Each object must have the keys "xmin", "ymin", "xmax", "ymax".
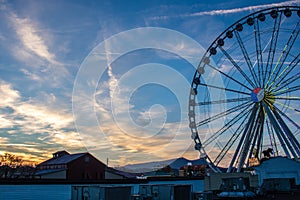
[{"xmin": 189, "ymin": 6, "xmax": 300, "ymax": 173}]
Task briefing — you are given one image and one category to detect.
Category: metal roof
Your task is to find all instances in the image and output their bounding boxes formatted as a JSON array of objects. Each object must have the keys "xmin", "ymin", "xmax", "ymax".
[
  {"xmin": 38, "ymin": 153, "xmax": 87, "ymax": 166},
  {"xmin": 106, "ymin": 167, "xmax": 140, "ymax": 179},
  {"xmin": 35, "ymin": 169, "xmax": 66, "ymax": 176}
]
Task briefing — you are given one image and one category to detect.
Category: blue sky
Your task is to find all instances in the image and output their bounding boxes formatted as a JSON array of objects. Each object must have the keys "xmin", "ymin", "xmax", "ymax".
[{"xmin": 0, "ymin": 0, "xmax": 299, "ymax": 166}]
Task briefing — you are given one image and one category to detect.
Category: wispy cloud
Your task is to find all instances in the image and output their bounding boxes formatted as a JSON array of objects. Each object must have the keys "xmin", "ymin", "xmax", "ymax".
[
  {"xmin": 0, "ymin": 80, "xmax": 84, "ymax": 162},
  {"xmin": 188, "ymin": 1, "xmax": 300, "ymax": 17},
  {"xmin": 0, "ymin": 5, "xmax": 71, "ymax": 87},
  {"xmin": 87, "ymin": 79, "xmax": 193, "ymax": 166},
  {"xmin": 104, "ymin": 40, "xmax": 119, "ymax": 100},
  {"xmin": 8, "ymin": 12, "xmax": 59, "ymax": 66},
  {"xmin": 0, "ymin": 81, "xmax": 20, "ymax": 106},
  {"xmin": 0, "ymin": 137, "xmax": 9, "ymax": 144},
  {"xmin": 151, "ymin": 0, "xmax": 300, "ymax": 20}
]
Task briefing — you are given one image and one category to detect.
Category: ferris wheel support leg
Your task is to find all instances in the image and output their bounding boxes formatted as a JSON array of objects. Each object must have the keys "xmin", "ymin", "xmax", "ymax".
[
  {"xmin": 272, "ymin": 109, "xmax": 300, "ymax": 159},
  {"xmin": 262, "ymin": 102, "xmax": 297, "ymax": 159},
  {"xmin": 236, "ymin": 105, "xmax": 258, "ymax": 172},
  {"xmin": 227, "ymin": 104, "xmax": 258, "ymax": 173},
  {"xmin": 248, "ymin": 110, "xmax": 265, "ymax": 163}
]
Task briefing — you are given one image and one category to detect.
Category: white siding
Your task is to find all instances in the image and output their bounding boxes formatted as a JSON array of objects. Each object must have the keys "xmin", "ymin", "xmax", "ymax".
[
  {"xmin": 40, "ymin": 170, "xmax": 66, "ymax": 179},
  {"xmin": 0, "ymin": 185, "xmax": 71, "ymax": 200},
  {"xmin": 254, "ymin": 157, "xmax": 300, "ymax": 185},
  {"xmin": 0, "ymin": 179, "xmax": 204, "ymax": 199}
]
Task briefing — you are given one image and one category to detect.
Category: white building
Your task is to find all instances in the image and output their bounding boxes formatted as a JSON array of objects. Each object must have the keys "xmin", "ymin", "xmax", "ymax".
[{"xmin": 254, "ymin": 156, "xmax": 300, "ymax": 186}]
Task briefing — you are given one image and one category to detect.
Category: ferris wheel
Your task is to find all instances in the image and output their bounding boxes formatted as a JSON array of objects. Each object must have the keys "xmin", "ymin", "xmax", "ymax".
[{"xmin": 188, "ymin": 6, "xmax": 300, "ymax": 173}]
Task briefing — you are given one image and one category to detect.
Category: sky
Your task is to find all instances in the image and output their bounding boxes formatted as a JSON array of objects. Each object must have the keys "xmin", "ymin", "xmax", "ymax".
[{"xmin": 0, "ymin": 0, "xmax": 299, "ymax": 167}]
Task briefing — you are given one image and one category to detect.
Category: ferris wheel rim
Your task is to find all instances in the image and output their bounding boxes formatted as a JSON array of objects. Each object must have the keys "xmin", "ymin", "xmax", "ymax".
[{"xmin": 189, "ymin": 5, "xmax": 300, "ymax": 173}]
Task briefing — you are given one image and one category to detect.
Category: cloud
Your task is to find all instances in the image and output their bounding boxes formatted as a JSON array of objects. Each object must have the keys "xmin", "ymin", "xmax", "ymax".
[
  {"xmin": 0, "ymin": 143, "xmax": 54, "ymax": 163},
  {"xmin": 0, "ymin": 81, "xmax": 20, "ymax": 106},
  {"xmin": 48, "ymin": 130, "xmax": 84, "ymax": 149},
  {"xmin": 0, "ymin": 6, "xmax": 71, "ymax": 87},
  {"xmin": 188, "ymin": 1, "xmax": 300, "ymax": 17},
  {"xmin": 75, "ymin": 84, "xmax": 187, "ymax": 166},
  {"xmin": 83, "ymin": 86, "xmax": 194, "ymax": 166},
  {"xmin": 8, "ymin": 12, "xmax": 59, "ymax": 65},
  {"xmin": 0, "ymin": 137, "xmax": 9, "ymax": 144},
  {"xmin": 19, "ymin": 68, "xmax": 42, "ymax": 82},
  {"xmin": 0, "ymin": 115, "xmax": 14, "ymax": 129},
  {"xmin": 151, "ymin": 1, "xmax": 300, "ymax": 20},
  {"xmin": 0, "ymin": 80, "xmax": 84, "ymax": 162},
  {"xmin": 72, "ymin": 28, "xmax": 204, "ymax": 166}
]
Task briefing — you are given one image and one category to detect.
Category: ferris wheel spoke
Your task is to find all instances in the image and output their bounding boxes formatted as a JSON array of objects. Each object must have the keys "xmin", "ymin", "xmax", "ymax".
[
  {"xmin": 213, "ymin": 110, "xmax": 251, "ymax": 166},
  {"xmin": 196, "ymin": 97, "xmax": 251, "ymax": 106},
  {"xmin": 267, "ymin": 20, "xmax": 300, "ymax": 89},
  {"xmin": 274, "ymin": 85, "xmax": 300, "ymax": 96},
  {"xmin": 270, "ymin": 72, "xmax": 300, "ymax": 93},
  {"xmin": 271, "ymin": 54, "xmax": 300, "ymax": 92},
  {"xmin": 202, "ymin": 104, "xmax": 252, "ymax": 147},
  {"xmin": 272, "ymin": 100, "xmax": 300, "ymax": 113},
  {"xmin": 237, "ymin": 105, "xmax": 262, "ymax": 172},
  {"xmin": 264, "ymin": 11, "xmax": 282, "ymax": 86},
  {"xmin": 263, "ymin": 102, "xmax": 294, "ymax": 158},
  {"xmin": 248, "ymin": 108, "xmax": 265, "ymax": 163},
  {"xmin": 198, "ymin": 82, "xmax": 250, "ymax": 95},
  {"xmin": 207, "ymin": 63, "xmax": 252, "ymax": 91},
  {"xmin": 234, "ymin": 31, "xmax": 260, "ymax": 87},
  {"xmin": 197, "ymin": 100, "xmax": 252, "ymax": 127},
  {"xmin": 254, "ymin": 18, "xmax": 264, "ymax": 87},
  {"xmin": 275, "ymin": 96, "xmax": 300, "ymax": 101},
  {"xmin": 273, "ymin": 104, "xmax": 300, "ymax": 130},
  {"xmin": 272, "ymin": 107, "xmax": 300, "ymax": 157},
  {"xmin": 219, "ymin": 46, "xmax": 257, "ymax": 88},
  {"xmin": 273, "ymin": 72, "xmax": 300, "ymax": 94},
  {"xmin": 254, "ymin": 111, "xmax": 265, "ymax": 159},
  {"xmin": 266, "ymin": 119, "xmax": 279, "ymax": 156},
  {"xmin": 228, "ymin": 104, "xmax": 258, "ymax": 172}
]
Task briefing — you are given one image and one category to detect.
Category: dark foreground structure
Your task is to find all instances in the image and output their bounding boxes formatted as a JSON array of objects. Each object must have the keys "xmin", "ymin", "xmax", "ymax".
[
  {"xmin": 1, "ymin": 176, "xmax": 299, "ymax": 200},
  {"xmin": 0, "ymin": 177, "xmax": 204, "ymax": 200}
]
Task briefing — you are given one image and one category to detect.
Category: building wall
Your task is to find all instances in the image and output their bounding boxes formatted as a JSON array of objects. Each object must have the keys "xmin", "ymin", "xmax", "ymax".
[
  {"xmin": 0, "ymin": 184, "xmax": 71, "ymax": 200},
  {"xmin": 204, "ymin": 172, "xmax": 259, "ymax": 191},
  {"xmin": 67, "ymin": 154, "xmax": 106, "ymax": 180},
  {"xmin": 0, "ymin": 179, "xmax": 204, "ymax": 200},
  {"xmin": 254, "ymin": 157, "xmax": 300, "ymax": 186},
  {"xmin": 39, "ymin": 170, "xmax": 66, "ymax": 179},
  {"xmin": 105, "ymin": 171, "xmax": 125, "ymax": 179}
]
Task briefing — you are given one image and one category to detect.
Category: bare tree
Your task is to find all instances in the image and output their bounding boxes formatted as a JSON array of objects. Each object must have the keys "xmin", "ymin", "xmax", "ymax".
[{"xmin": 0, "ymin": 153, "xmax": 23, "ymax": 178}]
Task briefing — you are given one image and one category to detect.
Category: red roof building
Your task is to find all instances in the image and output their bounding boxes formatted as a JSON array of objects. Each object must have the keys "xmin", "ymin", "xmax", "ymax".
[{"xmin": 35, "ymin": 151, "xmax": 106, "ymax": 180}]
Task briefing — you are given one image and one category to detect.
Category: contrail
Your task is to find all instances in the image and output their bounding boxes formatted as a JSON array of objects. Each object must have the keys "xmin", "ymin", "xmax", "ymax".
[
  {"xmin": 103, "ymin": 39, "xmax": 118, "ymax": 99},
  {"xmin": 151, "ymin": 0, "xmax": 300, "ymax": 20},
  {"xmin": 187, "ymin": 0, "xmax": 300, "ymax": 17}
]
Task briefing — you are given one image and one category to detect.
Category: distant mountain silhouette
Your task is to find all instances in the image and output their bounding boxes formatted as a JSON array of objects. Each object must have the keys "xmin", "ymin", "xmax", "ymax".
[{"xmin": 115, "ymin": 157, "xmax": 207, "ymax": 173}]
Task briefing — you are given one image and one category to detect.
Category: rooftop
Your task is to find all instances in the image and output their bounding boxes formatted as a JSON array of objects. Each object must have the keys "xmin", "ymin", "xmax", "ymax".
[{"xmin": 38, "ymin": 151, "xmax": 88, "ymax": 166}]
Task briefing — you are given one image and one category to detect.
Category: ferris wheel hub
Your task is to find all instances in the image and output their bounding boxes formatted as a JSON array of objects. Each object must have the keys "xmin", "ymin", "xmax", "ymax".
[{"xmin": 251, "ymin": 87, "xmax": 264, "ymax": 102}]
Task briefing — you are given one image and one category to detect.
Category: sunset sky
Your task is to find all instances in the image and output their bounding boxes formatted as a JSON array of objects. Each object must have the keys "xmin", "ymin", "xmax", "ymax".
[{"xmin": 0, "ymin": 0, "xmax": 299, "ymax": 167}]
